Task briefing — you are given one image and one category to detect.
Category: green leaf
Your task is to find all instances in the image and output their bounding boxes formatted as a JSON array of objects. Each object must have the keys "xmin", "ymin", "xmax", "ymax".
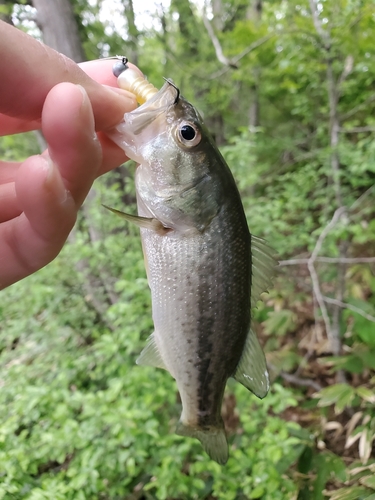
[
  {"xmin": 360, "ymin": 475, "xmax": 375, "ymax": 490},
  {"xmin": 356, "ymin": 387, "xmax": 375, "ymax": 404},
  {"xmin": 264, "ymin": 310, "xmax": 297, "ymax": 337},
  {"xmin": 317, "ymin": 384, "xmax": 356, "ymax": 412},
  {"xmin": 327, "ymin": 487, "xmax": 373, "ymax": 500}
]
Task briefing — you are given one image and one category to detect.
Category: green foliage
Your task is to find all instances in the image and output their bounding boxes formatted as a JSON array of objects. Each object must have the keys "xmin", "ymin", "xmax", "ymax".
[
  {"xmin": 2, "ymin": 0, "xmax": 375, "ymax": 498},
  {"xmin": 0, "ymin": 257, "xmax": 308, "ymax": 498},
  {"xmin": 0, "ymin": 132, "xmax": 40, "ymax": 162}
]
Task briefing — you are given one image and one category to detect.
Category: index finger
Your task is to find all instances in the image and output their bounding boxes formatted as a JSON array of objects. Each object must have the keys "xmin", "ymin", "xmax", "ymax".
[{"xmin": 0, "ymin": 21, "xmax": 138, "ymax": 130}]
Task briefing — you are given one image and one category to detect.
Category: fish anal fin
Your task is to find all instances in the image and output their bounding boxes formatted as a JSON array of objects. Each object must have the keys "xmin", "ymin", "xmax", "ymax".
[
  {"xmin": 233, "ymin": 326, "xmax": 269, "ymax": 399},
  {"xmin": 251, "ymin": 235, "xmax": 278, "ymax": 308},
  {"xmin": 136, "ymin": 333, "xmax": 167, "ymax": 370},
  {"xmin": 102, "ymin": 204, "xmax": 170, "ymax": 235},
  {"xmin": 176, "ymin": 421, "xmax": 228, "ymax": 465}
]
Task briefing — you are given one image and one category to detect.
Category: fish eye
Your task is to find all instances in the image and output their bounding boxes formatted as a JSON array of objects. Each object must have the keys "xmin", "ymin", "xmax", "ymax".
[{"xmin": 176, "ymin": 122, "xmax": 201, "ymax": 147}]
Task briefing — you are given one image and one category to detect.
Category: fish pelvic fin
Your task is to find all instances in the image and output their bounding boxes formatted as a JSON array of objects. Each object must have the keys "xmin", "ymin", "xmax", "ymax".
[
  {"xmin": 176, "ymin": 421, "xmax": 228, "ymax": 465},
  {"xmin": 251, "ymin": 235, "xmax": 278, "ymax": 308},
  {"xmin": 136, "ymin": 333, "xmax": 167, "ymax": 371},
  {"xmin": 102, "ymin": 204, "xmax": 170, "ymax": 236},
  {"xmin": 233, "ymin": 326, "xmax": 269, "ymax": 399}
]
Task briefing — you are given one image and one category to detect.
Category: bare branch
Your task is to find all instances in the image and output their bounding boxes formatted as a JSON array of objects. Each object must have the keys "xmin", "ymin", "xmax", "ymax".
[
  {"xmin": 279, "ymin": 257, "xmax": 375, "ymax": 266},
  {"xmin": 308, "ymin": 0, "xmax": 330, "ymax": 49},
  {"xmin": 350, "ymin": 184, "xmax": 375, "ymax": 211},
  {"xmin": 208, "ymin": 34, "xmax": 274, "ymax": 79},
  {"xmin": 337, "ymin": 55, "xmax": 354, "ymax": 89},
  {"xmin": 232, "ymin": 34, "xmax": 274, "ymax": 65},
  {"xmin": 341, "ymin": 93, "xmax": 375, "ymax": 121},
  {"xmin": 307, "ymin": 262, "xmax": 333, "ymax": 347},
  {"xmin": 202, "ymin": 13, "xmax": 238, "ymax": 68},
  {"xmin": 269, "ymin": 364, "xmax": 322, "ymax": 391},
  {"xmin": 307, "ymin": 207, "xmax": 346, "ymax": 354},
  {"xmin": 322, "ymin": 296, "xmax": 375, "ymax": 323},
  {"xmin": 331, "ymin": 241, "xmax": 349, "ymax": 355},
  {"xmin": 279, "ymin": 370, "xmax": 322, "ymax": 391},
  {"xmin": 310, "ymin": 207, "xmax": 347, "ymax": 262},
  {"xmin": 341, "ymin": 126, "xmax": 375, "ymax": 134}
]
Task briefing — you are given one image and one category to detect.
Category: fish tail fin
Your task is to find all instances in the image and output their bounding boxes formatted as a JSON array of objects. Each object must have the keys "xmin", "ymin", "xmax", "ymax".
[{"xmin": 176, "ymin": 421, "xmax": 228, "ymax": 465}]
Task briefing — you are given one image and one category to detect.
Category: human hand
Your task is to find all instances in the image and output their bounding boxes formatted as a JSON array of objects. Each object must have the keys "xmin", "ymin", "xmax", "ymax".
[{"xmin": 0, "ymin": 20, "xmax": 138, "ymax": 289}]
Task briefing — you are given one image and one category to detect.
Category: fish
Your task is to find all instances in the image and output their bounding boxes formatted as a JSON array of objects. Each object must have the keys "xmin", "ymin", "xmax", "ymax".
[{"xmin": 106, "ymin": 80, "xmax": 276, "ymax": 465}]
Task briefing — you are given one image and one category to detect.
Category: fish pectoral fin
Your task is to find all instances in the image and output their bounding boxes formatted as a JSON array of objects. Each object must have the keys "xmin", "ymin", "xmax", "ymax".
[
  {"xmin": 176, "ymin": 421, "xmax": 228, "ymax": 465},
  {"xmin": 102, "ymin": 204, "xmax": 170, "ymax": 235},
  {"xmin": 251, "ymin": 235, "xmax": 278, "ymax": 308},
  {"xmin": 233, "ymin": 326, "xmax": 269, "ymax": 399},
  {"xmin": 136, "ymin": 333, "xmax": 167, "ymax": 370}
]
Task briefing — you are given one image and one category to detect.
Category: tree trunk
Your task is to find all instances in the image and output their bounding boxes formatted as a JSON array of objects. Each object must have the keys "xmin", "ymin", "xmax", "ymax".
[
  {"xmin": 31, "ymin": 0, "xmax": 86, "ymax": 62},
  {"xmin": 248, "ymin": 1, "xmax": 262, "ymax": 129},
  {"xmin": 123, "ymin": 0, "xmax": 139, "ymax": 67},
  {"xmin": 211, "ymin": 0, "xmax": 223, "ymax": 31},
  {"xmin": 247, "ymin": 0, "xmax": 262, "ymax": 20},
  {"xmin": 171, "ymin": 0, "xmax": 199, "ymax": 55}
]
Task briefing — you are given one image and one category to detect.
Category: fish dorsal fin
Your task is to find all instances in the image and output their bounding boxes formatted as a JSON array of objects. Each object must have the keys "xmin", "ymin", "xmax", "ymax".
[
  {"xmin": 102, "ymin": 204, "xmax": 170, "ymax": 235},
  {"xmin": 233, "ymin": 326, "xmax": 269, "ymax": 399},
  {"xmin": 136, "ymin": 333, "xmax": 167, "ymax": 370},
  {"xmin": 251, "ymin": 235, "xmax": 278, "ymax": 308}
]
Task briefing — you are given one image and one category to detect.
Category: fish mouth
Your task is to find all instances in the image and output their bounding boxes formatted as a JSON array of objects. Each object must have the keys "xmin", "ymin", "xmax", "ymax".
[
  {"xmin": 108, "ymin": 81, "xmax": 179, "ymax": 162},
  {"xmin": 125, "ymin": 81, "xmax": 179, "ymax": 136}
]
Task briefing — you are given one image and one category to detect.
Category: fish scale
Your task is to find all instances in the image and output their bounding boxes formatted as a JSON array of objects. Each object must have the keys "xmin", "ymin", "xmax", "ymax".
[{"xmin": 106, "ymin": 79, "xmax": 277, "ymax": 464}]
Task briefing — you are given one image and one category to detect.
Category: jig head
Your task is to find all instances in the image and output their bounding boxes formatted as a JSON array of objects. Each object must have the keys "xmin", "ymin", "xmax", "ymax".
[
  {"xmin": 112, "ymin": 56, "xmax": 158, "ymax": 105},
  {"xmin": 111, "ymin": 56, "xmax": 180, "ymax": 105}
]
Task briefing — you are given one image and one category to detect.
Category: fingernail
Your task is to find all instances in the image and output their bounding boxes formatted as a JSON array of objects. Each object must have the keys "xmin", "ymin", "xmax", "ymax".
[
  {"xmin": 76, "ymin": 83, "xmax": 91, "ymax": 113},
  {"xmin": 75, "ymin": 85, "xmax": 98, "ymax": 143},
  {"xmin": 44, "ymin": 157, "xmax": 71, "ymax": 205}
]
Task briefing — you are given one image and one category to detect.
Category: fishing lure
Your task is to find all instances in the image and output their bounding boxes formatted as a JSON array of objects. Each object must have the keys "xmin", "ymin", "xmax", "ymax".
[{"xmin": 112, "ymin": 56, "xmax": 159, "ymax": 105}]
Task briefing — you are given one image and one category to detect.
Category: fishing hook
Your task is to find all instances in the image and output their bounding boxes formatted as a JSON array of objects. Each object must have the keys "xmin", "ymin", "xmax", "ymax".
[{"xmin": 163, "ymin": 78, "xmax": 180, "ymax": 104}]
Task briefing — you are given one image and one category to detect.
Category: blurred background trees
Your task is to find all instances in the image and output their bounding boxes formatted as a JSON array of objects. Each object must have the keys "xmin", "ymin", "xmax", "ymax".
[{"xmin": 0, "ymin": 0, "xmax": 374, "ymax": 498}]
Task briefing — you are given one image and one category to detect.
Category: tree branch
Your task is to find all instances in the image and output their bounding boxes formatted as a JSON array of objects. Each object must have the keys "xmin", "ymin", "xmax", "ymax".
[
  {"xmin": 308, "ymin": 0, "xmax": 330, "ymax": 49},
  {"xmin": 279, "ymin": 370, "xmax": 322, "ymax": 391},
  {"xmin": 202, "ymin": 13, "xmax": 238, "ymax": 68},
  {"xmin": 341, "ymin": 126, "xmax": 375, "ymax": 134},
  {"xmin": 279, "ymin": 257, "xmax": 375, "ymax": 266},
  {"xmin": 208, "ymin": 34, "xmax": 274, "ymax": 79},
  {"xmin": 337, "ymin": 55, "xmax": 354, "ymax": 89},
  {"xmin": 310, "ymin": 207, "xmax": 347, "ymax": 262},
  {"xmin": 307, "ymin": 207, "xmax": 346, "ymax": 354},
  {"xmin": 322, "ymin": 296, "xmax": 375, "ymax": 323},
  {"xmin": 341, "ymin": 93, "xmax": 375, "ymax": 121},
  {"xmin": 350, "ymin": 184, "xmax": 375, "ymax": 211}
]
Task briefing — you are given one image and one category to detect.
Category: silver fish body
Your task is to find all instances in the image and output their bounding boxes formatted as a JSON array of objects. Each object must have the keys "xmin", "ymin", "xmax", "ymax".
[{"xmin": 108, "ymin": 82, "xmax": 276, "ymax": 464}]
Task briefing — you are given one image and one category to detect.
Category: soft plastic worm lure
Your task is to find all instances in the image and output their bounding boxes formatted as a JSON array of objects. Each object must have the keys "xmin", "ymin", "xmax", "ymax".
[
  {"xmin": 112, "ymin": 56, "xmax": 158, "ymax": 105},
  {"xmin": 112, "ymin": 56, "xmax": 180, "ymax": 105}
]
